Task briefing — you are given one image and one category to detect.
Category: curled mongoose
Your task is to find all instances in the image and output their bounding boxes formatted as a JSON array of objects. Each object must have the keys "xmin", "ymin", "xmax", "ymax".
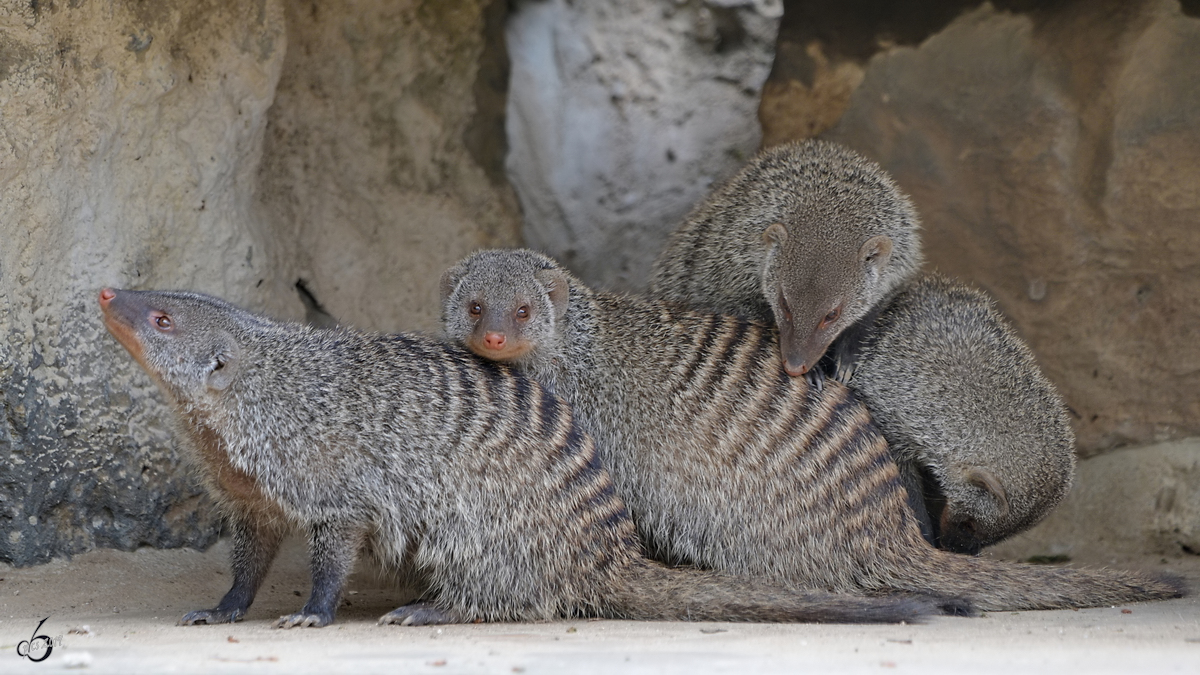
[
  {"xmin": 99, "ymin": 287, "xmax": 937, "ymax": 627},
  {"xmin": 847, "ymin": 274, "xmax": 1075, "ymax": 553},
  {"xmin": 647, "ymin": 140, "xmax": 1073, "ymax": 554},
  {"xmin": 440, "ymin": 249, "xmax": 1184, "ymax": 611}
]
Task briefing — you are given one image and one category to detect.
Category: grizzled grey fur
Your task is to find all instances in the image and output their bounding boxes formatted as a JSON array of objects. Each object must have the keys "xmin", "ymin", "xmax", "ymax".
[
  {"xmin": 100, "ymin": 288, "xmax": 937, "ymax": 627},
  {"xmin": 648, "ymin": 140, "xmax": 1074, "ymax": 553},
  {"xmin": 441, "ymin": 249, "xmax": 1184, "ymax": 611}
]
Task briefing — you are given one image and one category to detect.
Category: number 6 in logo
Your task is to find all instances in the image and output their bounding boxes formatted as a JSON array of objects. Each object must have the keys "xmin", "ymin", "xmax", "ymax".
[{"xmin": 16, "ymin": 617, "xmax": 53, "ymax": 663}]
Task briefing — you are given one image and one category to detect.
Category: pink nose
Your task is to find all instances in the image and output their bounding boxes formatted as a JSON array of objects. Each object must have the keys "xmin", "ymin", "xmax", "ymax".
[
  {"xmin": 783, "ymin": 359, "xmax": 810, "ymax": 377},
  {"xmin": 483, "ymin": 332, "xmax": 506, "ymax": 350},
  {"xmin": 99, "ymin": 288, "xmax": 116, "ymax": 307}
]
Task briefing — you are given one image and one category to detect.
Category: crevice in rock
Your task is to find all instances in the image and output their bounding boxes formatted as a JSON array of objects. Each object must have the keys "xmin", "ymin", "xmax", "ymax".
[
  {"xmin": 295, "ymin": 279, "xmax": 338, "ymax": 329},
  {"xmin": 463, "ymin": 0, "xmax": 512, "ymax": 188}
]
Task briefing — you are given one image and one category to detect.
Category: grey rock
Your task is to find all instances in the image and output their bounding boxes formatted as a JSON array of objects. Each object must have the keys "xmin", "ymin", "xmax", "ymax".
[{"xmin": 505, "ymin": 0, "xmax": 781, "ymax": 291}]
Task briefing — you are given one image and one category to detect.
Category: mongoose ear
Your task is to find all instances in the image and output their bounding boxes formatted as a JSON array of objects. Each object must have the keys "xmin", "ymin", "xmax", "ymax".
[
  {"xmin": 762, "ymin": 223, "xmax": 788, "ymax": 247},
  {"xmin": 534, "ymin": 267, "xmax": 571, "ymax": 321},
  {"xmin": 966, "ymin": 467, "xmax": 1010, "ymax": 518},
  {"xmin": 439, "ymin": 265, "xmax": 464, "ymax": 304},
  {"xmin": 206, "ymin": 340, "xmax": 241, "ymax": 391},
  {"xmin": 859, "ymin": 235, "xmax": 894, "ymax": 277}
]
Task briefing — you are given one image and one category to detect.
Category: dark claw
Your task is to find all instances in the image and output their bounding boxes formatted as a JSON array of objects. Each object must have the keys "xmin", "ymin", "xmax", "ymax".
[
  {"xmin": 832, "ymin": 359, "xmax": 856, "ymax": 384},
  {"xmin": 179, "ymin": 608, "xmax": 245, "ymax": 626},
  {"xmin": 275, "ymin": 612, "xmax": 334, "ymax": 629},
  {"xmin": 378, "ymin": 602, "xmax": 463, "ymax": 626},
  {"xmin": 804, "ymin": 368, "xmax": 826, "ymax": 392}
]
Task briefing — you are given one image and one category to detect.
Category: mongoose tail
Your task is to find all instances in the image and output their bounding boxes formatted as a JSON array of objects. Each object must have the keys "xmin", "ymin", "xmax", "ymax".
[
  {"xmin": 100, "ymin": 287, "xmax": 939, "ymax": 627},
  {"xmin": 608, "ymin": 563, "xmax": 958, "ymax": 622},
  {"xmin": 902, "ymin": 551, "xmax": 1188, "ymax": 611}
]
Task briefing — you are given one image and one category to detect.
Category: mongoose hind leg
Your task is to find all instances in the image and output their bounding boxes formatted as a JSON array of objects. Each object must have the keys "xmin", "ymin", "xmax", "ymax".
[
  {"xmin": 894, "ymin": 460, "xmax": 937, "ymax": 548},
  {"xmin": 180, "ymin": 513, "xmax": 285, "ymax": 626},
  {"xmin": 378, "ymin": 602, "xmax": 466, "ymax": 626},
  {"xmin": 276, "ymin": 520, "xmax": 367, "ymax": 629}
]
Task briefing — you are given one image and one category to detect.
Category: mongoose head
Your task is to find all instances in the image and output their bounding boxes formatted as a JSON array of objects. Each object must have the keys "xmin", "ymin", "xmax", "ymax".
[
  {"xmin": 761, "ymin": 222, "xmax": 898, "ymax": 377},
  {"xmin": 698, "ymin": 140, "xmax": 922, "ymax": 377},
  {"xmin": 750, "ymin": 142, "xmax": 921, "ymax": 377},
  {"xmin": 440, "ymin": 249, "xmax": 570, "ymax": 367},
  {"xmin": 99, "ymin": 288, "xmax": 248, "ymax": 405}
]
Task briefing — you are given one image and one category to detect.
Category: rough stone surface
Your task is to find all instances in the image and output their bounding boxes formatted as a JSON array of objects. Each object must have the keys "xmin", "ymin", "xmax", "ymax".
[
  {"xmin": 0, "ymin": 0, "xmax": 520, "ymax": 566},
  {"xmin": 505, "ymin": 0, "xmax": 781, "ymax": 291},
  {"xmin": 1, "ymin": 0, "xmax": 288, "ymax": 567},
  {"xmin": 989, "ymin": 438, "xmax": 1200, "ymax": 562},
  {"xmin": 791, "ymin": 0, "xmax": 1200, "ymax": 453},
  {"xmin": 257, "ymin": 0, "xmax": 521, "ymax": 333}
]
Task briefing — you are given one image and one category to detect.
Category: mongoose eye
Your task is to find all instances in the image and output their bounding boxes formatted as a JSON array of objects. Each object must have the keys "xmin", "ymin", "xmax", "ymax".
[
  {"xmin": 777, "ymin": 291, "xmax": 793, "ymax": 321},
  {"xmin": 516, "ymin": 306, "xmax": 530, "ymax": 320},
  {"xmin": 154, "ymin": 314, "xmax": 173, "ymax": 331},
  {"xmin": 468, "ymin": 302, "xmax": 482, "ymax": 317},
  {"xmin": 819, "ymin": 306, "xmax": 841, "ymax": 329}
]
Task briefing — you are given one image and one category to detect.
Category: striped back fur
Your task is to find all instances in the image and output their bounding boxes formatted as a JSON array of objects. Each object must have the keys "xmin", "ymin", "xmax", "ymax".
[
  {"xmin": 103, "ymin": 288, "xmax": 934, "ymax": 625},
  {"xmin": 441, "ymin": 249, "xmax": 1186, "ymax": 611}
]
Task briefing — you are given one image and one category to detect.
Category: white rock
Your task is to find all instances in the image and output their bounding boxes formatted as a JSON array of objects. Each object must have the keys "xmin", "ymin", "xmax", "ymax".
[{"xmin": 505, "ymin": 0, "xmax": 779, "ymax": 290}]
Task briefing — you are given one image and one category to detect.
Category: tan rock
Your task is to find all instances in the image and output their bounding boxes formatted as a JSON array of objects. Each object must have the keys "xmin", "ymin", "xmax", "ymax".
[
  {"xmin": 812, "ymin": 1, "xmax": 1200, "ymax": 453},
  {"xmin": 258, "ymin": 0, "xmax": 521, "ymax": 333}
]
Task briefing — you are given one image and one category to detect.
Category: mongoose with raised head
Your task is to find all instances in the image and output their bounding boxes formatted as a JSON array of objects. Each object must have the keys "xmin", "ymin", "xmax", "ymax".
[
  {"xmin": 647, "ymin": 140, "xmax": 1073, "ymax": 554},
  {"xmin": 99, "ymin": 287, "xmax": 938, "ymax": 628},
  {"xmin": 440, "ymin": 249, "xmax": 1184, "ymax": 611},
  {"xmin": 649, "ymin": 139, "xmax": 922, "ymax": 383}
]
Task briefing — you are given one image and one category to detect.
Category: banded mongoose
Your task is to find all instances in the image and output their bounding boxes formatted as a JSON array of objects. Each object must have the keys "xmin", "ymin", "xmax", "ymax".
[
  {"xmin": 440, "ymin": 249, "xmax": 1185, "ymax": 611},
  {"xmin": 99, "ymin": 287, "xmax": 937, "ymax": 628},
  {"xmin": 847, "ymin": 274, "xmax": 1075, "ymax": 553},
  {"xmin": 647, "ymin": 140, "xmax": 1074, "ymax": 554}
]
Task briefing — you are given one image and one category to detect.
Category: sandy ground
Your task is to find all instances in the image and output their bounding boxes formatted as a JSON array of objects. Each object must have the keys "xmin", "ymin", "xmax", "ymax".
[{"xmin": 1, "ymin": 538, "xmax": 1198, "ymax": 674}]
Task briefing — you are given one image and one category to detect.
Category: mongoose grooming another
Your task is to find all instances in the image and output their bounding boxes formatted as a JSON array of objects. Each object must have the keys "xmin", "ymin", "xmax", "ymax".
[
  {"xmin": 440, "ymin": 249, "xmax": 1184, "ymax": 611},
  {"xmin": 649, "ymin": 139, "xmax": 922, "ymax": 383},
  {"xmin": 647, "ymin": 140, "xmax": 1073, "ymax": 554},
  {"xmin": 848, "ymin": 274, "xmax": 1075, "ymax": 553},
  {"xmin": 99, "ymin": 287, "xmax": 938, "ymax": 627}
]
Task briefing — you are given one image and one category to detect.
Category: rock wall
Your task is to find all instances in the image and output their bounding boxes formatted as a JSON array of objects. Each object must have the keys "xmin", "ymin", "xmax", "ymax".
[
  {"xmin": 763, "ymin": 0, "xmax": 1200, "ymax": 454},
  {"xmin": 0, "ymin": 0, "xmax": 520, "ymax": 566},
  {"xmin": 505, "ymin": 0, "xmax": 781, "ymax": 291},
  {"xmin": 257, "ymin": 0, "xmax": 520, "ymax": 332}
]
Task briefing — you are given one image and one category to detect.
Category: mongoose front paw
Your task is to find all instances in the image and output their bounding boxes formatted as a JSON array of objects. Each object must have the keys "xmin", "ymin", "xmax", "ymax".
[
  {"xmin": 275, "ymin": 612, "xmax": 334, "ymax": 628},
  {"xmin": 378, "ymin": 602, "xmax": 462, "ymax": 626},
  {"xmin": 179, "ymin": 608, "xmax": 245, "ymax": 625},
  {"xmin": 832, "ymin": 361, "xmax": 856, "ymax": 384},
  {"xmin": 804, "ymin": 368, "xmax": 826, "ymax": 392}
]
